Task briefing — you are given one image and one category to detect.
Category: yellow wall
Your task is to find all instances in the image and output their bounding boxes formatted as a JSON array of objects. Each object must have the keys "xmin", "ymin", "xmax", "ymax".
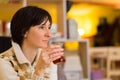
[
  {"xmin": 0, "ymin": 3, "xmax": 57, "ymax": 23},
  {"xmin": 0, "ymin": 3, "xmax": 22, "ymax": 21},
  {"xmin": 67, "ymin": 3, "xmax": 120, "ymax": 38}
]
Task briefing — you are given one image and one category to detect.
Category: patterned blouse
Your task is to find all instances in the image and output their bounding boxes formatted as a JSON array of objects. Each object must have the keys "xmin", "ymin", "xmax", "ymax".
[{"xmin": 0, "ymin": 42, "xmax": 58, "ymax": 80}]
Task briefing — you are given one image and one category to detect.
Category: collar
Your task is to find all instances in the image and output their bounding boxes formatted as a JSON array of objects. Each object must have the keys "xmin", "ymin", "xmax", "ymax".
[{"xmin": 12, "ymin": 41, "xmax": 41, "ymax": 65}]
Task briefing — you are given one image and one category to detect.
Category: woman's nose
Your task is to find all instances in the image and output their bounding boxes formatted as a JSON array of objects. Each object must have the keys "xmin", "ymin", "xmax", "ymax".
[{"xmin": 45, "ymin": 29, "xmax": 51, "ymax": 37}]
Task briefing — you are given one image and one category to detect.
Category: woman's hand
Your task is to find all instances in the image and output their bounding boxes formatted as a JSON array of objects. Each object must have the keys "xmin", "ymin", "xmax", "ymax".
[{"xmin": 34, "ymin": 44, "xmax": 64, "ymax": 75}]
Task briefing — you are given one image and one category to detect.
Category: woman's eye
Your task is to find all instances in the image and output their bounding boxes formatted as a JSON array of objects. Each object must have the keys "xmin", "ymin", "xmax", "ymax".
[
  {"xmin": 48, "ymin": 26, "xmax": 51, "ymax": 29},
  {"xmin": 39, "ymin": 26, "xmax": 44, "ymax": 29},
  {"xmin": 38, "ymin": 25, "xmax": 51, "ymax": 30}
]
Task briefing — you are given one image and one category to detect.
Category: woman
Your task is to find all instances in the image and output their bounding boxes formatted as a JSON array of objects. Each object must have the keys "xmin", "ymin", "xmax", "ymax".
[{"xmin": 0, "ymin": 6, "xmax": 64, "ymax": 80}]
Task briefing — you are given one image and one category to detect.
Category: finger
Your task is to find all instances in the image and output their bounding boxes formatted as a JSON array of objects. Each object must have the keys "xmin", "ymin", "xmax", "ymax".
[
  {"xmin": 49, "ymin": 51, "xmax": 64, "ymax": 59},
  {"xmin": 49, "ymin": 44, "xmax": 61, "ymax": 49},
  {"xmin": 41, "ymin": 49, "xmax": 52, "ymax": 64},
  {"xmin": 49, "ymin": 51, "xmax": 64, "ymax": 60},
  {"xmin": 51, "ymin": 47, "xmax": 64, "ymax": 53},
  {"xmin": 51, "ymin": 56, "xmax": 61, "ymax": 61}
]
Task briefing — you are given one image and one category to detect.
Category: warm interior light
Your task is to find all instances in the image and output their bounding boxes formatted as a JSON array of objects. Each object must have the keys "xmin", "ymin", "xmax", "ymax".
[
  {"xmin": 69, "ymin": 8, "xmax": 92, "ymax": 15},
  {"xmin": 78, "ymin": 28, "xmax": 84, "ymax": 36},
  {"xmin": 67, "ymin": 3, "xmax": 120, "ymax": 38}
]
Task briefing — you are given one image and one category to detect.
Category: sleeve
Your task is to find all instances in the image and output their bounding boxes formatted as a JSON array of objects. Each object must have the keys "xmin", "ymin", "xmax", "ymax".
[
  {"xmin": 0, "ymin": 58, "xmax": 20, "ymax": 80},
  {"xmin": 49, "ymin": 62, "xmax": 58, "ymax": 80}
]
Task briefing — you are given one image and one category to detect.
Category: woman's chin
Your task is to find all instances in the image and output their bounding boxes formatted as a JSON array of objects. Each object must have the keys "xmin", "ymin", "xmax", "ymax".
[{"xmin": 40, "ymin": 45, "xmax": 48, "ymax": 48}]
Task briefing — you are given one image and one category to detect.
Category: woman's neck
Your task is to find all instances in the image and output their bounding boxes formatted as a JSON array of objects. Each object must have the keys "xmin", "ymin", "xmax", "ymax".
[{"xmin": 21, "ymin": 43, "xmax": 38, "ymax": 64}]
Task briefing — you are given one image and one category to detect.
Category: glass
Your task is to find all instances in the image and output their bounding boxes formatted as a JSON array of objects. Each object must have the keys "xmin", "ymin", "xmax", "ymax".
[
  {"xmin": 52, "ymin": 42, "xmax": 66, "ymax": 64},
  {"xmin": 53, "ymin": 55, "xmax": 65, "ymax": 64}
]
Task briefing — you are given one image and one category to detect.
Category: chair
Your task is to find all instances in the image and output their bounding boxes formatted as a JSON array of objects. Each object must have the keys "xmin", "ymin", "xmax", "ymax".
[
  {"xmin": 90, "ymin": 47, "xmax": 108, "ymax": 69},
  {"xmin": 90, "ymin": 47, "xmax": 109, "ymax": 80},
  {"xmin": 107, "ymin": 47, "xmax": 120, "ymax": 79},
  {"xmin": 0, "ymin": 36, "xmax": 12, "ymax": 53}
]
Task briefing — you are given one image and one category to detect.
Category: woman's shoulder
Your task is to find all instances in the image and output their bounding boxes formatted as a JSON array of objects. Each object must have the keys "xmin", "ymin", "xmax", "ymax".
[
  {"xmin": 0, "ymin": 57, "xmax": 11, "ymax": 67},
  {"xmin": 0, "ymin": 48, "xmax": 14, "ymax": 57},
  {"xmin": 0, "ymin": 48, "xmax": 15, "ymax": 65},
  {"xmin": 0, "ymin": 48, "xmax": 15, "ymax": 74},
  {"xmin": 0, "ymin": 48, "xmax": 13, "ymax": 64},
  {"xmin": 0, "ymin": 51, "xmax": 19, "ymax": 80}
]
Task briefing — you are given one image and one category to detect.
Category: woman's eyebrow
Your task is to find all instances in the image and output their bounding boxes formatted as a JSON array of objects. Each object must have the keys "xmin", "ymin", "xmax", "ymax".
[
  {"xmin": 42, "ymin": 18, "xmax": 49, "ymax": 25},
  {"xmin": 41, "ymin": 22, "xmax": 50, "ymax": 26}
]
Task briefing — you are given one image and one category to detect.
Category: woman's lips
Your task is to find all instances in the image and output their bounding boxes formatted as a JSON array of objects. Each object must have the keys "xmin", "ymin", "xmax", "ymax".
[{"xmin": 43, "ymin": 40, "xmax": 48, "ymax": 43}]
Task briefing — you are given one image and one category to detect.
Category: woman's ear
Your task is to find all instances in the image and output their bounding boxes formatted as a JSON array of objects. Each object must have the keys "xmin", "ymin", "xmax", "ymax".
[{"xmin": 24, "ymin": 32, "xmax": 28, "ymax": 38}]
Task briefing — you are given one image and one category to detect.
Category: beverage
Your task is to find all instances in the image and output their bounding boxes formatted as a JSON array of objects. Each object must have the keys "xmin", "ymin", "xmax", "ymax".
[{"xmin": 53, "ymin": 56, "xmax": 65, "ymax": 64}]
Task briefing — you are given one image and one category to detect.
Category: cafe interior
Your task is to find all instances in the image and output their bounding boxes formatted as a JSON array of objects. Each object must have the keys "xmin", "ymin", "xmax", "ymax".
[{"xmin": 0, "ymin": 0, "xmax": 120, "ymax": 80}]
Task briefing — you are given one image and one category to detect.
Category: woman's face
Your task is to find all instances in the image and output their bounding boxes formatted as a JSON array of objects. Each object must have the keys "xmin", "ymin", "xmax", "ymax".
[{"xmin": 23, "ymin": 20, "xmax": 51, "ymax": 48}]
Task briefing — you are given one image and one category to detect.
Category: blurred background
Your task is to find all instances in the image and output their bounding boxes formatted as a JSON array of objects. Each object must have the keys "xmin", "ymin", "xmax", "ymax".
[
  {"xmin": 0, "ymin": 0, "xmax": 120, "ymax": 80},
  {"xmin": 1, "ymin": 0, "xmax": 120, "ymax": 46}
]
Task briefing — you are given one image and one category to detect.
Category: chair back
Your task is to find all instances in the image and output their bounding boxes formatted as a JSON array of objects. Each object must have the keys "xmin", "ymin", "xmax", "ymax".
[{"xmin": 0, "ymin": 36, "xmax": 12, "ymax": 53}]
